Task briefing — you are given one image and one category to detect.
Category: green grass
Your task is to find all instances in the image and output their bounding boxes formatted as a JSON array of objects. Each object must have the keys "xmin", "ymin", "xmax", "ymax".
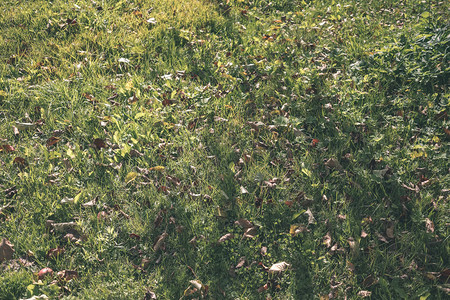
[{"xmin": 0, "ymin": 0, "xmax": 448, "ymax": 299}]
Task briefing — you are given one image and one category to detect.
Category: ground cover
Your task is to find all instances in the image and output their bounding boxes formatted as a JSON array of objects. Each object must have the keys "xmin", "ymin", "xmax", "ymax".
[{"xmin": 0, "ymin": 0, "xmax": 449, "ymax": 298}]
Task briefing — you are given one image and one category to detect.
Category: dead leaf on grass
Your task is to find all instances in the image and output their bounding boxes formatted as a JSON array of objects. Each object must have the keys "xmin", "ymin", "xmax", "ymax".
[
  {"xmin": 323, "ymin": 232, "xmax": 332, "ymax": 248},
  {"xmin": 153, "ymin": 232, "xmax": 168, "ymax": 251},
  {"xmin": 0, "ymin": 238, "xmax": 14, "ymax": 262},
  {"xmin": 357, "ymin": 290, "xmax": 372, "ymax": 297},
  {"xmin": 425, "ymin": 218, "xmax": 435, "ymax": 233},
  {"xmin": 235, "ymin": 218, "xmax": 253, "ymax": 228},
  {"xmin": 218, "ymin": 233, "xmax": 234, "ymax": 244},
  {"xmin": 268, "ymin": 261, "xmax": 290, "ymax": 274}
]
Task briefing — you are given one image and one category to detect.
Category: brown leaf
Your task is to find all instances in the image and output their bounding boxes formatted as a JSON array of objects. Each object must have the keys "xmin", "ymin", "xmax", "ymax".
[
  {"xmin": 153, "ymin": 232, "xmax": 168, "ymax": 251},
  {"xmin": 47, "ymin": 246, "xmax": 65, "ymax": 259},
  {"xmin": 323, "ymin": 232, "xmax": 332, "ymax": 248},
  {"xmin": 243, "ymin": 226, "xmax": 257, "ymax": 239},
  {"xmin": 92, "ymin": 138, "xmax": 107, "ymax": 150},
  {"xmin": 357, "ymin": 291, "xmax": 372, "ymax": 297},
  {"xmin": 361, "ymin": 230, "xmax": 368, "ymax": 238},
  {"xmin": 13, "ymin": 126, "xmax": 19, "ymax": 136},
  {"xmin": 260, "ymin": 246, "xmax": 267, "ymax": 256},
  {"xmin": 46, "ymin": 136, "xmax": 60, "ymax": 147},
  {"xmin": 257, "ymin": 283, "xmax": 269, "ymax": 293},
  {"xmin": 290, "ymin": 224, "xmax": 309, "ymax": 236},
  {"xmin": 144, "ymin": 290, "xmax": 157, "ymax": 300},
  {"xmin": 235, "ymin": 257, "xmax": 246, "ymax": 268},
  {"xmin": 0, "ymin": 144, "xmax": 15, "ymax": 153},
  {"xmin": 57, "ymin": 270, "xmax": 78, "ymax": 281},
  {"xmin": 218, "ymin": 233, "xmax": 234, "ymax": 244},
  {"xmin": 305, "ymin": 208, "xmax": 316, "ymax": 224},
  {"xmin": 0, "ymin": 238, "xmax": 14, "ymax": 262},
  {"xmin": 235, "ymin": 219, "xmax": 253, "ymax": 229},
  {"xmin": 386, "ymin": 222, "xmax": 395, "ymax": 239},
  {"xmin": 324, "ymin": 158, "xmax": 342, "ymax": 170},
  {"xmin": 268, "ymin": 261, "xmax": 290, "ymax": 274},
  {"xmin": 13, "ymin": 157, "xmax": 27, "ymax": 167},
  {"xmin": 440, "ymin": 268, "xmax": 450, "ymax": 282},
  {"xmin": 425, "ymin": 218, "xmax": 435, "ymax": 233},
  {"xmin": 362, "ymin": 275, "xmax": 378, "ymax": 287},
  {"xmin": 129, "ymin": 233, "xmax": 141, "ymax": 240},
  {"xmin": 376, "ymin": 232, "xmax": 388, "ymax": 243}
]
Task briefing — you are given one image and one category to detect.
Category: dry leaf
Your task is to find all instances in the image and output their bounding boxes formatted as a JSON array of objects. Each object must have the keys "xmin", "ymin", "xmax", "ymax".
[
  {"xmin": 305, "ymin": 208, "xmax": 316, "ymax": 224},
  {"xmin": 240, "ymin": 186, "xmax": 249, "ymax": 194},
  {"xmin": 218, "ymin": 233, "xmax": 234, "ymax": 244},
  {"xmin": 323, "ymin": 232, "xmax": 332, "ymax": 248},
  {"xmin": 235, "ymin": 257, "xmax": 246, "ymax": 268},
  {"xmin": 290, "ymin": 224, "xmax": 308, "ymax": 236},
  {"xmin": 92, "ymin": 138, "xmax": 107, "ymax": 150},
  {"xmin": 362, "ymin": 275, "xmax": 378, "ymax": 287},
  {"xmin": 386, "ymin": 222, "xmax": 395, "ymax": 239},
  {"xmin": 14, "ymin": 122, "xmax": 35, "ymax": 130},
  {"xmin": 324, "ymin": 158, "xmax": 342, "ymax": 170},
  {"xmin": 235, "ymin": 219, "xmax": 253, "ymax": 228},
  {"xmin": 425, "ymin": 218, "xmax": 435, "ymax": 233},
  {"xmin": 0, "ymin": 238, "xmax": 14, "ymax": 262},
  {"xmin": 0, "ymin": 144, "xmax": 15, "ymax": 153},
  {"xmin": 257, "ymin": 283, "xmax": 269, "ymax": 293},
  {"xmin": 361, "ymin": 230, "xmax": 368, "ymax": 238},
  {"xmin": 47, "ymin": 246, "xmax": 65, "ymax": 259},
  {"xmin": 243, "ymin": 226, "xmax": 258, "ymax": 239},
  {"xmin": 357, "ymin": 291, "xmax": 372, "ymax": 297},
  {"xmin": 268, "ymin": 261, "xmax": 290, "ymax": 274},
  {"xmin": 57, "ymin": 270, "xmax": 78, "ymax": 281},
  {"xmin": 153, "ymin": 232, "xmax": 168, "ymax": 251}
]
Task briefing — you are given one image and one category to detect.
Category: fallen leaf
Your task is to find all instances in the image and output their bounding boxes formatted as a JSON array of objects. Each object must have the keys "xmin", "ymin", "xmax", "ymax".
[
  {"xmin": 14, "ymin": 122, "xmax": 35, "ymax": 130},
  {"xmin": 235, "ymin": 257, "xmax": 246, "ymax": 268},
  {"xmin": 235, "ymin": 219, "xmax": 253, "ymax": 228},
  {"xmin": 376, "ymin": 232, "xmax": 388, "ymax": 243},
  {"xmin": 13, "ymin": 157, "xmax": 27, "ymax": 167},
  {"xmin": 362, "ymin": 275, "xmax": 378, "ymax": 287},
  {"xmin": 324, "ymin": 158, "xmax": 342, "ymax": 170},
  {"xmin": 425, "ymin": 218, "xmax": 435, "ymax": 233},
  {"xmin": 323, "ymin": 232, "xmax": 332, "ymax": 248},
  {"xmin": 243, "ymin": 226, "xmax": 258, "ymax": 239},
  {"xmin": 257, "ymin": 283, "xmax": 269, "ymax": 293},
  {"xmin": 218, "ymin": 233, "xmax": 234, "ymax": 244},
  {"xmin": 92, "ymin": 138, "xmax": 107, "ymax": 150},
  {"xmin": 361, "ymin": 230, "xmax": 368, "ymax": 238},
  {"xmin": 0, "ymin": 144, "xmax": 15, "ymax": 153},
  {"xmin": 46, "ymin": 136, "xmax": 60, "ymax": 147},
  {"xmin": 268, "ymin": 261, "xmax": 290, "ymax": 274},
  {"xmin": 305, "ymin": 208, "xmax": 316, "ymax": 224},
  {"xmin": 12, "ymin": 126, "xmax": 19, "ymax": 136},
  {"xmin": 50, "ymin": 221, "xmax": 78, "ymax": 233},
  {"xmin": 153, "ymin": 232, "xmax": 168, "ymax": 251},
  {"xmin": 0, "ymin": 238, "xmax": 14, "ymax": 262},
  {"xmin": 47, "ymin": 246, "xmax": 65, "ymax": 259},
  {"xmin": 143, "ymin": 290, "xmax": 157, "ymax": 300},
  {"xmin": 357, "ymin": 291, "xmax": 372, "ymax": 297},
  {"xmin": 290, "ymin": 224, "xmax": 308, "ymax": 236},
  {"xmin": 240, "ymin": 186, "xmax": 249, "ymax": 194},
  {"xmin": 57, "ymin": 270, "xmax": 78, "ymax": 281},
  {"xmin": 260, "ymin": 246, "xmax": 267, "ymax": 256},
  {"xmin": 386, "ymin": 222, "xmax": 395, "ymax": 239}
]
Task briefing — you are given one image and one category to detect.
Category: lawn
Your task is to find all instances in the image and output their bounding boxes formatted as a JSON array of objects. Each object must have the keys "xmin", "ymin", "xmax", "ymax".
[{"xmin": 0, "ymin": 0, "xmax": 448, "ymax": 299}]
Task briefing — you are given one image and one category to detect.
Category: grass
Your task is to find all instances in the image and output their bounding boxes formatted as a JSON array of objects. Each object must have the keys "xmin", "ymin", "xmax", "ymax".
[{"xmin": 0, "ymin": 0, "xmax": 449, "ymax": 299}]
